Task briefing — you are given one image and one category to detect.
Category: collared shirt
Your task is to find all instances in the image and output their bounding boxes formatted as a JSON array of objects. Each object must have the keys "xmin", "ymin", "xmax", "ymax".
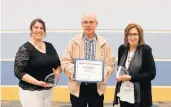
[{"xmin": 83, "ymin": 35, "xmax": 96, "ymax": 60}]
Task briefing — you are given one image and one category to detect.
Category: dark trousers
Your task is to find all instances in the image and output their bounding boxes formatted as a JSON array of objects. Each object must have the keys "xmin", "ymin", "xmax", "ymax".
[
  {"xmin": 70, "ymin": 83, "xmax": 104, "ymax": 107},
  {"xmin": 120, "ymin": 101, "xmax": 140, "ymax": 107}
]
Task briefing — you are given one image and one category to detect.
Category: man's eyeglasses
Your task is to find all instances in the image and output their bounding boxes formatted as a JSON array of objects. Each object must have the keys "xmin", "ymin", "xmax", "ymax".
[
  {"xmin": 82, "ymin": 21, "xmax": 96, "ymax": 25},
  {"xmin": 128, "ymin": 33, "xmax": 139, "ymax": 38}
]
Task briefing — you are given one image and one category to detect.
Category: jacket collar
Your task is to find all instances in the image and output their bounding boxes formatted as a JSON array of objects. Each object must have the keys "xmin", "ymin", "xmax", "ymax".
[{"xmin": 72, "ymin": 32, "xmax": 107, "ymax": 46}]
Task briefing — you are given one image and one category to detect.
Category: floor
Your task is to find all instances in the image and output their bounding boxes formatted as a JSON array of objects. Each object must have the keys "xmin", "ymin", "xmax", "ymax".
[{"xmin": 1, "ymin": 101, "xmax": 171, "ymax": 107}]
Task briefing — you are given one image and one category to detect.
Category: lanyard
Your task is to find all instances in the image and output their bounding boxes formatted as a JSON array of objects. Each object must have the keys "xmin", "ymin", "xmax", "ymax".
[{"xmin": 127, "ymin": 49, "xmax": 136, "ymax": 69}]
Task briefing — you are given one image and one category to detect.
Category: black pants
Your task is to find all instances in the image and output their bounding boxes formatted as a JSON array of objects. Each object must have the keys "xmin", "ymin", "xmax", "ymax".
[
  {"xmin": 70, "ymin": 83, "xmax": 104, "ymax": 107},
  {"xmin": 120, "ymin": 101, "xmax": 140, "ymax": 107}
]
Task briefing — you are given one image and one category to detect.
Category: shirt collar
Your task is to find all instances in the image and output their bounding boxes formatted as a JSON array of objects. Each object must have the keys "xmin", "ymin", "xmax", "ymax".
[{"xmin": 83, "ymin": 34, "xmax": 97, "ymax": 42}]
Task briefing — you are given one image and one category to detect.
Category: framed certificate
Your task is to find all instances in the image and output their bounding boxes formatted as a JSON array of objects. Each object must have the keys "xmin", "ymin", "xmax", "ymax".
[{"xmin": 74, "ymin": 59, "xmax": 104, "ymax": 83}]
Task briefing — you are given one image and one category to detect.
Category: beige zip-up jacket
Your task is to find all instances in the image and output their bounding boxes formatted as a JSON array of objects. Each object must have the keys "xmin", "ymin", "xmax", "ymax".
[{"xmin": 61, "ymin": 33, "xmax": 115, "ymax": 97}]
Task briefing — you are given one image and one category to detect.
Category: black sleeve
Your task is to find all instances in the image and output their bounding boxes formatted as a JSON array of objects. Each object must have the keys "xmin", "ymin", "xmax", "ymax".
[
  {"xmin": 130, "ymin": 45, "xmax": 156, "ymax": 82},
  {"xmin": 118, "ymin": 45, "xmax": 125, "ymax": 65},
  {"xmin": 14, "ymin": 45, "xmax": 29, "ymax": 80}
]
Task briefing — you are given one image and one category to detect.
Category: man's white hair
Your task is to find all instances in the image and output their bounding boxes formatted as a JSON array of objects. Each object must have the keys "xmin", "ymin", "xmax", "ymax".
[{"xmin": 82, "ymin": 13, "xmax": 98, "ymax": 21}]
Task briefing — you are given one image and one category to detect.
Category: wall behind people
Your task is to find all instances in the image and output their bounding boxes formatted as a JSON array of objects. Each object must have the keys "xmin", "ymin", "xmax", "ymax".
[
  {"xmin": 1, "ymin": 0, "xmax": 171, "ymax": 102},
  {"xmin": 1, "ymin": 0, "xmax": 171, "ymax": 30},
  {"xmin": 1, "ymin": 32, "xmax": 171, "ymax": 59}
]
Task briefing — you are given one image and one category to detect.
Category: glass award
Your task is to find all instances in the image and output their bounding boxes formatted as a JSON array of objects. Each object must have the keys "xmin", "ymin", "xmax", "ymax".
[
  {"xmin": 44, "ymin": 72, "xmax": 59, "ymax": 87},
  {"xmin": 116, "ymin": 66, "xmax": 129, "ymax": 77}
]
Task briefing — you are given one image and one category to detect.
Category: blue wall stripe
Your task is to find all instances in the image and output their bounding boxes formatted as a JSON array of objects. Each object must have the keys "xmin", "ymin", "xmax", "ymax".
[{"xmin": 1, "ymin": 61, "xmax": 171, "ymax": 86}]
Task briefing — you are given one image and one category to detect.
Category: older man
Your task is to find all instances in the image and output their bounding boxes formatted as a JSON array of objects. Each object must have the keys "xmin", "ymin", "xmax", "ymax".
[{"xmin": 61, "ymin": 13, "xmax": 115, "ymax": 107}]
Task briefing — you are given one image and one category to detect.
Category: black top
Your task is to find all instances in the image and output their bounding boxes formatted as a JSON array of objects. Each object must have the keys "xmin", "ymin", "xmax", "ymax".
[
  {"xmin": 113, "ymin": 44, "xmax": 156, "ymax": 107},
  {"xmin": 14, "ymin": 42, "xmax": 61, "ymax": 91}
]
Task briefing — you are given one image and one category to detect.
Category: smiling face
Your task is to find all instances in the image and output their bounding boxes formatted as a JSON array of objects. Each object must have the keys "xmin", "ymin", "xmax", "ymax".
[
  {"xmin": 127, "ymin": 27, "xmax": 139, "ymax": 47},
  {"xmin": 81, "ymin": 13, "xmax": 98, "ymax": 37},
  {"xmin": 124, "ymin": 23, "xmax": 145, "ymax": 46},
  {"xmin": 31, "ymin": 22, "xmax": 45, "ymax": 41},
  {"xmin": 30, "ymin": 19, "xmax": 46, "ymax": 41}
]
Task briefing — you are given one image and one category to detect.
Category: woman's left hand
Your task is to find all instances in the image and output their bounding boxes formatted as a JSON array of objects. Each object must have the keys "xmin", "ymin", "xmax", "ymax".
[
  {"xmin": 52, "ymin": 68, "xmax": 60, "ymax": 80},
  {"xmin": 116, "ymin": 75, "xmax": 131, "ymax": 82}
]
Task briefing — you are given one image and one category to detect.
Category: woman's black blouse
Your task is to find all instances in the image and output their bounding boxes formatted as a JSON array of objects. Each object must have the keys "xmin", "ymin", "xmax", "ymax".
[{"xmin": 14, "ymin": 42, "xmax": 61, "ymax": 91}]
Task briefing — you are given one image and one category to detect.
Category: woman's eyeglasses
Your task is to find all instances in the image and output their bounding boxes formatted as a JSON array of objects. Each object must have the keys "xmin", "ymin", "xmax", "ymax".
[{"xmin": 128, "ymin": 33, "xmax": 139, "ymax": 38}]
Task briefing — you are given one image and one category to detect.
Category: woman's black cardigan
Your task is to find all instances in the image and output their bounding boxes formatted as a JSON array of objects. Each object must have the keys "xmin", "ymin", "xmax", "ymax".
[{"xmin": 113, "ymin": 44, "xmax": 156, "ymax": 107}]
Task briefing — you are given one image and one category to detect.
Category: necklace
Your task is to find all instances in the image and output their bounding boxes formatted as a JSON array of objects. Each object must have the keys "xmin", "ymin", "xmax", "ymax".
[{"xmin": 31, "ymin": 40, "xmax": 44, "ymax": 49}]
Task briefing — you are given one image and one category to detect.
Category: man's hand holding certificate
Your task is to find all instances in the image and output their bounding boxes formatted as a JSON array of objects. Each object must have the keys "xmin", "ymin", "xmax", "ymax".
[{"xmin": 74, "ymin": 59, "xmax": 104, "ymax": 83}]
